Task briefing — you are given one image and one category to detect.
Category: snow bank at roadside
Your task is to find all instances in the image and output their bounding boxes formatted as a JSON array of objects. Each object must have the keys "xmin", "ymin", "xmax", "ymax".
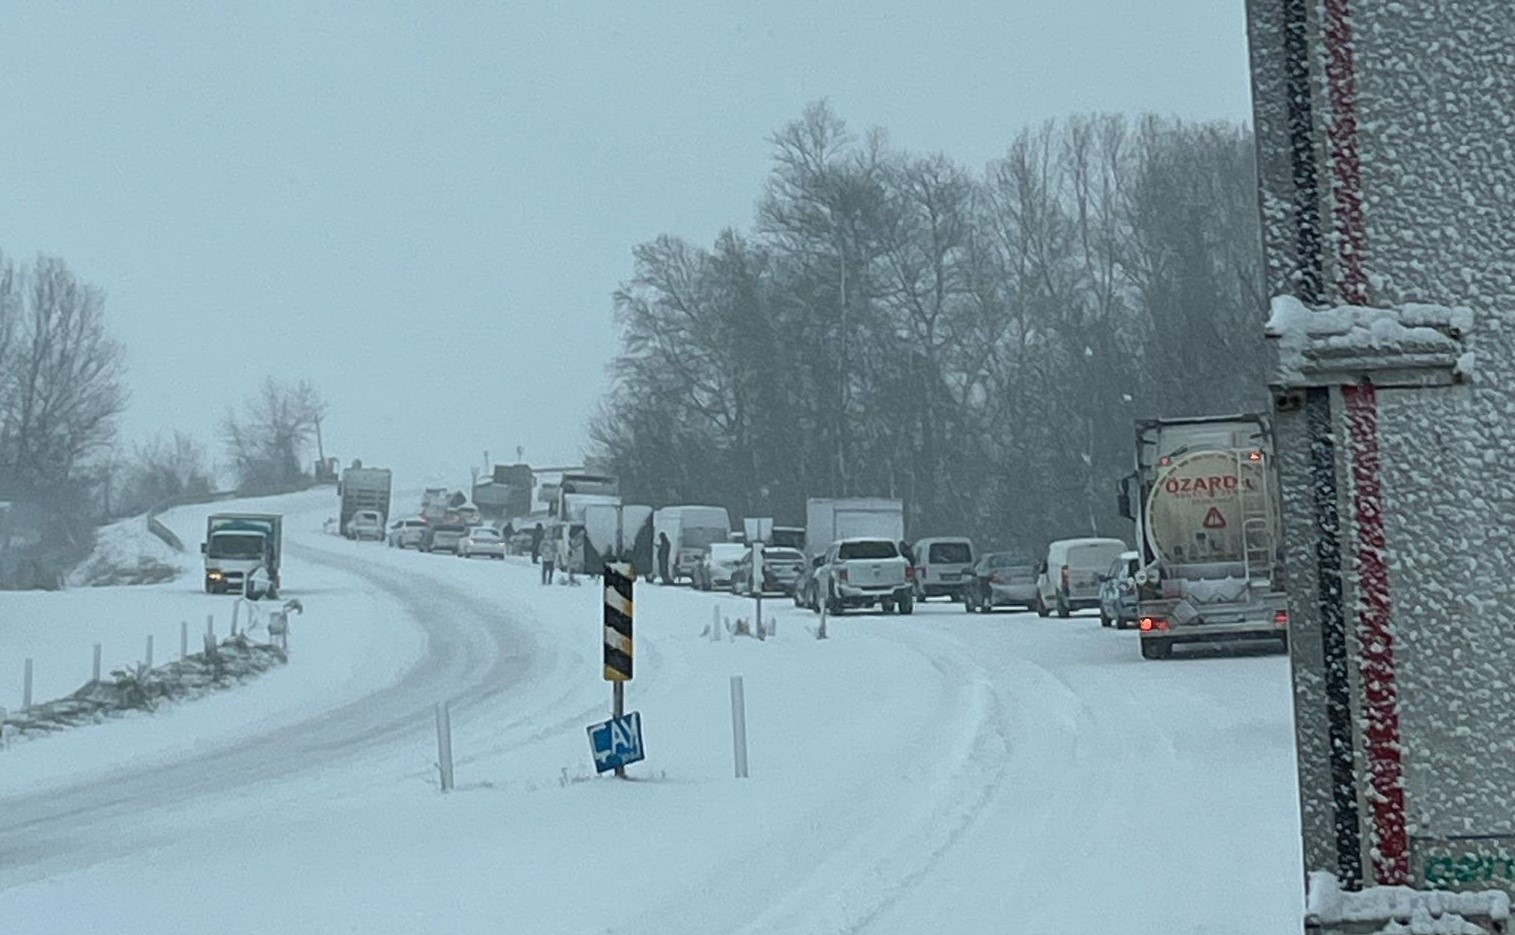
[{"xmin": 66, "ymin": 512, "xmax": 182, "ymax": 587}]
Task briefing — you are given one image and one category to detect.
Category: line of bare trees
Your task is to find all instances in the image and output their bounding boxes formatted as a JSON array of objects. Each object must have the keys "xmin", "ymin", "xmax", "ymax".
[
  {"xmin": 1, "ymin": 250, "xmax": 329, "ymax": 588},
  {"xmin": 592, "ymin": 104, "xmax": 1266, "ymax": 553}
]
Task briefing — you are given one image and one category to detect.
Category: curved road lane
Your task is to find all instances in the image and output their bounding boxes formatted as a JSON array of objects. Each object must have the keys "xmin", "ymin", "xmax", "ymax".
[{"xmin": 0, "ymin": 539, "xmax": 538, "ymax": 887}]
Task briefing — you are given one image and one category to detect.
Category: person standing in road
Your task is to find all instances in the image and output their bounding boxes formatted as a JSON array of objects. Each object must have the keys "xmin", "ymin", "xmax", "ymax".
[
  {"xmin": 531, "ymin": 522, "xmax": 545, "ymax": 564},
  {"xmin": 657, "ymin": 532, "xmax": 672, "ymax": 584},
  {"xmin": 540, "ymin": 529, "xmax": 556, "ymax": 584}
]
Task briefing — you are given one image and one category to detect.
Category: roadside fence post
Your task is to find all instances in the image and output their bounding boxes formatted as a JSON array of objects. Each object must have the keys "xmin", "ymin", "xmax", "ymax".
[
  {"xmin": 22, "ymin": 658, "xmax": 33, "ymax": 711},
  {"xmin": 730, "ymin": 675, "xmax": 749, "ymax": 779},
  {"xmin": 180, "ymin": 621, "xmax": 189, "ymax": 660},
  {"xmin": 435, "ymin": 701, "xmax": 455, "ymax": 792},
  {"xmin": 145, "ymin": 634, "xmax": 154, "ymax": 670},
  {"xmin": 92, "ymin": 642, "xmax": 102, "ymax": 683},
  {"xmin": 817, "ymin": 600, "xmax": 829, "ymax": 640}
]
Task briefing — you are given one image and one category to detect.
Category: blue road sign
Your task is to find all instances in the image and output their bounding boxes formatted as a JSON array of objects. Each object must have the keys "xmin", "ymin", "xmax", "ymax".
[{"xmin": 587, "ymin": 711, "xmax": 645, "ymax": 774}]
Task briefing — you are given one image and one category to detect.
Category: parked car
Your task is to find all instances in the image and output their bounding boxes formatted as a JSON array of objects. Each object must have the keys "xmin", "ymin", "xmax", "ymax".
[
  {"xmin": 731, "ymin": 546, "xmax": 806, "ymax": 596},
  {"xmin": 793, "ymin": 554, "xmax": 826, "ymax": 609},
  {"xmin": 693, "ymin": 542, "xmax": 748, "ymax": 591},
  {"xmin": 813, "ymin": 538, "xmax": 915, "ymax": 615},
  {"xmin": 387, "ymin": 518, "xmax": 429, "ymax": 549},
  {"xmin": 1098, "ymin": 550, "xmax": 1142, "ymax": 629},
  {"xmin": 423, "ymin": 523, "xmax": 469, "ymax": 554},
  {"xmin": 1035, "ymin": 537, "xmax": 1128, "ymax": 617},
  {"xmin": 458, "ymin": 526, "xmax": 506, "ymax": 559},
  {"xmin": 963, "ymin": 551, "xmax": 1040, "ymax": 613},
  {"xmin": 911, "ymin": 536, "xmax": 976, "ymax": 601},
  {"xmin": 346, "ymin": 510, "xmax": 385, "ymax": 542}
]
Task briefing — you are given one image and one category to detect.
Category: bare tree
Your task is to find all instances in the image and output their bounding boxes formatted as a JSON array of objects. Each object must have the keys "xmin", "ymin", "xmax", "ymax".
[
  {"xmin": 0, "ymin": 254, "xmax": 127, "ymax": 587},
  {"xmin": 221, "ymin": 378, "xmax": 326, "ymax": 493}
]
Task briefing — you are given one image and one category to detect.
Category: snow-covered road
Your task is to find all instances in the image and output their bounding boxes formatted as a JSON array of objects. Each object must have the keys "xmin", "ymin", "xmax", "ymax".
[{"xmin": 1, "ymin": 491, "xmax": 1304, "ymax": 933}]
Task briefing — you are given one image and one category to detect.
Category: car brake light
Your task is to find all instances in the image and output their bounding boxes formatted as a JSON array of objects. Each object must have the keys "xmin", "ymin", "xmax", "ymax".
[
  {"xmin": 838, "ymin": 568, "xmax": 849, "ymax": 583},
  {"xmin": 1274, "ymin": 609, "xmax": 1289, "ymax": 626},
  {"xmin": 904, "ymin": 565, "xmax": 916, "ymax": 581},
  {"xmin": 1139, "ymin": 616, "xmax": 1170, "ymax": 632}
]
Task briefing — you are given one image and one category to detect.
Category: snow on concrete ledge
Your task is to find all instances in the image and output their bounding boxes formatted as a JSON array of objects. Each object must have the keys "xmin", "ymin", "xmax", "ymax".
[
  {"xmin": 1305, "ymin": 871, "xmax": 1511, "ymax": 935},
  {"xmin": 1265, "ymin": 295, "xmax": 1474, "ymax": 389}
]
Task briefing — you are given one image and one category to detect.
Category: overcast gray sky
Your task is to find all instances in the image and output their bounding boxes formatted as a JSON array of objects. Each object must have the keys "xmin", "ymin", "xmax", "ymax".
[{"xmin": 0, "ymin": 1, "xmax": 1252, "ymax": 486}]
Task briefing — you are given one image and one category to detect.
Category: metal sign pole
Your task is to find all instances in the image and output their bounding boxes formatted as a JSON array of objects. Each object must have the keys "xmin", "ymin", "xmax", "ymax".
[{"xmin": 603, "ymin": 561, "xmax": 635, "ymax": 778}]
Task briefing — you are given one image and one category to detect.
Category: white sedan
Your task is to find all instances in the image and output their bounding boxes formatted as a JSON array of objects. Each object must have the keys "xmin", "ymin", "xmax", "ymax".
[{"xmin": 458, "ymin": 527, "xmax": 506, "ymax": 559}]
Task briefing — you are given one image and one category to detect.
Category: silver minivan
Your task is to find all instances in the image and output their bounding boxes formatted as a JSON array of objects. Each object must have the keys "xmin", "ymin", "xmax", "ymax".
[
  {"xmin": 911, "ymin": 537, "xmax": 976, "ymax": 601},
  {"xmin": 1035, "ymin": 537, "xmax": 1127, "ymax": 618}
]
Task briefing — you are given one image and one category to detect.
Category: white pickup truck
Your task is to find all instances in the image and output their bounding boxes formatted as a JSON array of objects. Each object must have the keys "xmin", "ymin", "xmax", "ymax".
[{"xmin": 814, "ymin": 537, "xmax": 915, "ymax": 616}]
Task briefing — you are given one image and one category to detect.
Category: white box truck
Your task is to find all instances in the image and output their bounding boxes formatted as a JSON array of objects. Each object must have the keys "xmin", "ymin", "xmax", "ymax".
[
  {"xmin": 652, "ymin": 505, "xmax": 731, "ymax": 584},
  {"xmin": 339, "ymin": 466, "xmax": 392, "ymax": 537},
  {"xmin": 804, "ymin": 498, "xmax": 905, "ymax": 558},
  {"xmin": 202, "ymin": 513, "xmax": 283, "ymax": 596}
]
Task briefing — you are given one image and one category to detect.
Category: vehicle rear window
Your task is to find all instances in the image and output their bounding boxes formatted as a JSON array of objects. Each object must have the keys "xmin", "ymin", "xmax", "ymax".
[
  {"xmin": 436, "ymin": 525, "xmax": 467, "ymax": 534},
  {"xmin": 764, "ymin": 548, "xmax": 803, "ymax": 561},
  {"xmin": 404, "ymin": 520, "xmax": 427, "ymax": 528},
  {"xmin": 1067, "ymin": 543, "xmax": 1125, "ymax": 569},
  {"xmin": 471, "ymin": 529, "xmax": 500, "ymax": 539},
  {"xmin": 987, "ymin": 552, "xmax": 1028, "ymax": 569},
  {"xmin": 839, "ymin": 541, "xmax": 898, "ymax": 560},
  {"xmin": 928, "ymin": 542, "xmax": 972, "ymax": 563}
]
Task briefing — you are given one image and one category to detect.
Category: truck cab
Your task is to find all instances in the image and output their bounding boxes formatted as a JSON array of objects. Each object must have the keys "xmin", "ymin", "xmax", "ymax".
[{"xmin": 202, "ymin": 513, "xmax": 282, "ymax": 596}]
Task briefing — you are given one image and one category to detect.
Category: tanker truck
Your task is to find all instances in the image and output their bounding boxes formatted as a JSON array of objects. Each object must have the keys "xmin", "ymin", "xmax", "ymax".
[{"xmin": 1117, "ymin": 414, "xmax": 1288, "ymax": 660}]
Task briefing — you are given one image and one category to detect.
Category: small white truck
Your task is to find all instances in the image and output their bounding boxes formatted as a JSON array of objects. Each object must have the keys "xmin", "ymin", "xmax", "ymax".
[
  {"xmin": 202, "ymin": 513, "xmax": 283, "ymax": 596},
  {"xmin": 813, "ymin": 537, "xmax": 915, "ymax": 616}
]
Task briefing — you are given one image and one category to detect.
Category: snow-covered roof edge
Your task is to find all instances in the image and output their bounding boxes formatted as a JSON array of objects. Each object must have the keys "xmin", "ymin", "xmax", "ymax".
[
  {"xmin": 1306, "ymin": 871, "xmax": 1511, "ymax": 928},
  {"xmin": 1265, "ymin": 295, "xmax": 1474, "ymax": 389}
]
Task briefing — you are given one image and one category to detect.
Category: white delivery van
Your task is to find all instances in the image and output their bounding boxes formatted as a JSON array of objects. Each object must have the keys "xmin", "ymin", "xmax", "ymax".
[{"xmin": 1035, "ymin": 537, "xmax": 1127, "ymax": 618}]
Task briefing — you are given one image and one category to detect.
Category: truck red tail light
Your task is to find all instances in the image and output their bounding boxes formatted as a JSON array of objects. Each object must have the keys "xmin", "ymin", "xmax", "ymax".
[
  {"xmin": 1139, "ymin": 616, "xmax": 1170, "ymax": 632},
  {"xmin": 1274, "ymin": 609, "xmax": 1289, "ymax": 626},
  {"xmin": 904, "ymin": 565, "xmax": 916, "ymax": 581}
]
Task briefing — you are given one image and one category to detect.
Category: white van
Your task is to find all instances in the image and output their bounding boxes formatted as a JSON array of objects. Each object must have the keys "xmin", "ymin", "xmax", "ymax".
[
  {"xmin": 910, "ymin": 537, "xmax": 975, "ymax": 601},
  {"xmin": 1036, "ymin": 537, "xmax": 1128, "ymax": 618}
]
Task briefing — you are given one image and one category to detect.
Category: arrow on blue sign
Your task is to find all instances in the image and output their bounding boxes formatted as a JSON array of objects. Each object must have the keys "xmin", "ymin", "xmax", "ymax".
[{"xmin": 587, "ymin": 711, "xmax": 645, "ymax": 774}]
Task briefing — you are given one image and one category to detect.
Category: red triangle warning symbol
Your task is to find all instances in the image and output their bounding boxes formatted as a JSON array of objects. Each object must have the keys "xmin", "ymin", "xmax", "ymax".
[{"xmin": 1202, "ymin": 507, "xmax": 1228, "ymax": 530}]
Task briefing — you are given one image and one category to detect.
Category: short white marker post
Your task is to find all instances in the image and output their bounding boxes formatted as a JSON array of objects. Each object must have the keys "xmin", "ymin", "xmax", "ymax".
[
  {"xmin": 0, "ymin": 707, "xmax": 9, "ymax": 749},
  {"xmin": 23, "ymin": 658, "xmax": 33, "ymax": 711},
  {"xmin": 231, "ymin": 601, "xmax": 240, "ymax": 637},
  {"xmin": 817, "ymin": 599, "xmax": 829, "ymax": 640},
  {"xmin": 730, "ymin": 675, "xmax": 749, "ymax": 779},
  {"xmin": 145, "ymin": 634, "xmax": 154, "ymax": 670},
  {"xmin": 180, "ymin": 621, "xmax": 189, "ymax": 660},
  {"xmin": 92, "ymin": 642, "xmax": 102, "ymax": 683},
  {"xmin": 710, "ymin": 604, "xmax": 723, "ymax": 642},
  {"xmin": 435, "ymin": 701, "xmax": 455, "ymax": 792}
]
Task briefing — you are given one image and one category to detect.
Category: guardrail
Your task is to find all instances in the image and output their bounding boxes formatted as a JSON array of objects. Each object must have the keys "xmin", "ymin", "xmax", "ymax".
[{"xmin": 144, "ymin": 481, "xmax": 330, "ymax": 554}]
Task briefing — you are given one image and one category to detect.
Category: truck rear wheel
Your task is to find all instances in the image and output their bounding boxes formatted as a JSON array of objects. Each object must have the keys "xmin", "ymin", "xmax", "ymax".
[
  {"xmin": 1140, "ymin": 638, "xmax": 1172, "ymax": 660},
  {"xmin": 1056, "ymin": 595, "xmax": 1070, "ymax": 619},
  {"xmin": 898, "ymin": 592, "xmax": 914, "ymax": 615}
]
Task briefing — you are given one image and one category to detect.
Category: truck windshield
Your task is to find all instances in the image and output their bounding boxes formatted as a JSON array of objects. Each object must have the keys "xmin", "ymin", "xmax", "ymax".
[
  {"xmin": 839, "ymin": 541, "xmax": 898, "ymax": 560},
  {"xmin": 209, "ymin": 532, "xmax": 265, "ymax": 560}
]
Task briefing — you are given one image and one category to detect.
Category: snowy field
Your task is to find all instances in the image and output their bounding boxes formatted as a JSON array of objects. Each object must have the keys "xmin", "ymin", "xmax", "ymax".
[{"xmin": 1, "ymin": 490, "xmax": 1304, "ymax": 933}]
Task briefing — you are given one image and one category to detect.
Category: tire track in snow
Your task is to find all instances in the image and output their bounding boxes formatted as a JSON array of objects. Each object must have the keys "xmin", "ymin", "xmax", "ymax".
[{"xmin": 0, "ymin": 538, "xmax": 545, "ymax": 887}]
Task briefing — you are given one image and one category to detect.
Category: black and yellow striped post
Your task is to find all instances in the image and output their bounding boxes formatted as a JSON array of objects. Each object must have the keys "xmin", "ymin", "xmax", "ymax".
[{"xmin": 603, "ymin": 561, "xmax": 635, "ymax": 776}]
